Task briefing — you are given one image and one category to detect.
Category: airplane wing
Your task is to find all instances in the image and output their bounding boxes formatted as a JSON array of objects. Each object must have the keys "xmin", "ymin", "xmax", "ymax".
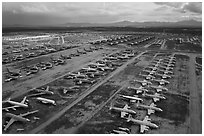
[
  {"xmin": 147, "ymin": 109, "xmax": 155, "ymax": 115},
  {"xmin": 4, "ymin": 118, "xmax": 15, "ymax": 131},
  {"xmin": 20, "ymin": 110, "xmax": 39, "ymax": 117},
  {"xmin": 153, "ymin": 97, "xmax": 160, "ymax": 102},
  {"xmin": 2, "ymin": 105, "xmax": 19, "ymax": 111},
  {"xmin": 140, "ymin": 125, "xmax": 149, "ymax": 133}
]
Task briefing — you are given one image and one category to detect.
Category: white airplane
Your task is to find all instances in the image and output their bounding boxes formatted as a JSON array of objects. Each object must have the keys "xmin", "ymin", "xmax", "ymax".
[
  {"xmin": 157, "ymin": 69, "xmax": 173, "ymax": 74},
  {"xmin": 36, "ymin": 97, "xmax": 56, "ymax": 106},
  {"xmin": 29, "ymin": 86, "xmax": 54, "ymax": 97},
  {"xmin": 134, "ymin": 79, "xmax": 152, "ymax": 86},
  {"xmin": 3, "ymin": 110, "xmax": 39, "ymax": 131},
  {"xmin": 153, "ymin": 79, "xmax": 170, "ymax": 85},
  {"xmin": 139, "ymin": 73, "xmax": 155, "ymax": 80},
  {"xmin": 126, "ymin": 115, "xmax": 158, "ymax": 133},
  {"xmin": 128, "ymin": 86, "xmax": 149, "ymax": 94},
  {"xmin": 142, "ymin": 92, "xmax": 166, "ymax": 102},
  {"xmin": 150, "ymin": 85, "xmax": 168, "ymax": 92},
  {"xmin": 110, "ymin": 104, "xmax": 136, "ymax": 118},
  {"xmin": 155, "ymin": 73, "xmax": 171, "ymax": 79},
  {"xmin": 143, "ymin": 69, "xmax": 156, "ymax": 75},
  {"xmin": 82, "ymin": 67, "xmax": 98, "ymax": 72},
  {"xmin": 120, "ymin": 94, "xmax": 143, "ymax": 103},
  {"xmin": 2, "ymin": 97, "xmax": 29, "ymax": 111},
  {"xmin": 147, "ymin": 66, "xmax": 158, "ymax": 71},
  {"xmin": 136, "ymin": 102, "xmax": 163, "ymax": 115},
  {"xmin": 111, "ymin": 127, "xmax": 130, "ymax": 134}
]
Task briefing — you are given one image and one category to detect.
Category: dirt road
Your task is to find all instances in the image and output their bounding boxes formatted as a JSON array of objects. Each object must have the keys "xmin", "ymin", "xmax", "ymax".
[
  {"xmin": 188, "ymin": 54, "xmax": 202, "ymax": 134},
  {"xmin": 29, "ymin": 51, "xmax": 146, "ymax": 133}
]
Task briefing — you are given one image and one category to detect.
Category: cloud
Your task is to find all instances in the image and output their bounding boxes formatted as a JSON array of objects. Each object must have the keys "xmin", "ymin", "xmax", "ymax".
[{"xmin": 154, "ymin": 2, "xmax": 202, "ymax": 14}]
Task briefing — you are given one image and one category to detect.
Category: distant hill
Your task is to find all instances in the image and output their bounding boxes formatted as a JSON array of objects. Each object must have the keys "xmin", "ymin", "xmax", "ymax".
[
  {"xmin": 3, "ymin": 19, "xmax": 201, "ymax": 28},
  {"xmin": 61, "ymin": 19, "xmax": 201, "ymax": 28}
]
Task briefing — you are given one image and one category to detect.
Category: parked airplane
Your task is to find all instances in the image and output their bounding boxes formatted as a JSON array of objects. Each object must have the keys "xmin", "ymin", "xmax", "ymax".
[
  {"xmin": 128, "ymin": 86, "xmax": 149, "ymax": 94},
  {"xmin": 60, "ymin": 54, "xmax": 71, "ymax": 59},
  {"xmin": 26, "ymin": 65, "xmax": 39, "ymax": 76},
  {"xmin": 36, "ymin": 97, "xmax": 56, "ymax": 106},
  {"xmin": 139, "ymin": 73, "xmax": 155, "ymax": 80},
  {"xmin": 125, "ymin": 115, "xmax": 158, "ymax": 133},
  {"xmin": 110, "ymin": 104, "xmax": 137, "ymax": 118},
  {"xmin": 134, "ymin": 79, "xmax": 152, "ymax": 86},
  {"xmin": 142, "ymin": 92, "xmax": 166, "ymax": 102},
  {"xmin": 150, "ymin": 85, "xmax": 168, "ymax": 92},
  {"xmin": 29, "ymin": 86, "xmax": 54, "ymax": 97},
  {"xmin": 6, "ymin": 68, "xmax": 22, "ymax": 78},
  {"xmin": 143, "ymin": 69, "xmax": 156, "ymax": 75},
  {"xmin": 120, "ymin": 95, "xmax": 143, "ymax": 103},
  {"xmin": 82, "ymin": 67, "xmax": 98, "ymax": 72},
  {"xmin": 157, "ymin": 69, "xmax": 173, "ymax": 74},
  {"xmin": 136, "ymin": 102, "xmax": 163, "ymax": 115},
  {"xmin": 41, "ymin": 62, "xmax": 53, "ymax": 70},
  {"xmin": 153, "ymin": 79, "xmax": 170, "ymax": 85},
  {"xmin": 77, "ymin": 49, "xmax": 86, "ymax": 54},
  {"xmin": 3, "ymin": 110, "xmax": 39, "ymax": 131},
  {"xmin": 155, "ymin": 73, "xmax": 171, "ymax": 79},
  {"xmin": 2, "ymin": 97, "xmax": 28, "ymax": 111}
]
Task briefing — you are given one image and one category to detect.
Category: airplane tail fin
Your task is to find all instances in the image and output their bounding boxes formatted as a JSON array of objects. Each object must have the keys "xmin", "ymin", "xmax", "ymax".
[
  {"xmin": 46, "ymin": 86, "xmax": 50, "ymax": 91},
  {"xmin": 21, "ymin": 96, "xmax": 27, "ymax": 104}
]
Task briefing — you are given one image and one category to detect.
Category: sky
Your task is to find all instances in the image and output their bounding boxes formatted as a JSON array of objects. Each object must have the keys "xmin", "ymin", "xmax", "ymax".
[{"xmin": 2, "ymin": 2, "xmax": 202, "ymax": 26}]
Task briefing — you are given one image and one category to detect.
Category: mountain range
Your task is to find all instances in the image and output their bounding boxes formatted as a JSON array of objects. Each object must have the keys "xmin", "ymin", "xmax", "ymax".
[{"xmin": 3, "ymin": 19, "xmax": 202, "ymax": 28}]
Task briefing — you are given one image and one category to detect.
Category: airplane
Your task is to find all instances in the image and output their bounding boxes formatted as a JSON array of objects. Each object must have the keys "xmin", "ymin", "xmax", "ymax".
[
  {"xmin": 117, "ymin": 55, "xmax": 129, "ymax": 60},
  {"xmin": 120, "ymin": 94, "xmax": 143, "ymax": 103},
  {"xmin": 139, "ymin": 73, "xmax": 155, "ymax": 80},
  {"xmin": 2, "ymin": 97, "xmax": 28, "ymax": 111},
  {"xmin": 135, "ymin": 102, "xmax": 163, "ymax": 115},
  {"xmin": 51, "ymin": 57, "xmax": 66, "ymax": 65},
  {"xmin": 41, "ymin": 62, "xmax": 53, "ymax": 70},
  {"xmin": 104, "ymin": 56, "xmax": 118, "ymax": 61},
  {"xmin": 157, "ymin": 69, "xmax": 173, "ymax": 74},
  {"xmin": 142, "ymin": 92, "xmax": 166, "ymax": 102},
  {"xmin": 147, "ymin": 66, "xmax": 158, "ymax": 71},
  {"xmin": 110, "ymin": 104, "xmax": 137, "ymax": 118},
  {"xmin": 6, "ymin": 68, "xmax": 22, "ymax": 78},
  {"xmin": 28, "ymin": 86, "xmax": 54, "ymax": 97},
  {"xmin": 153, "ymin": 79, "xmax": 170, "ymax": 85},
  {"xmin": 3, "ymin": 110, "xmax": 39, "ymax": 131},
  {"xmin": 74, "ymin": 78, "xmax": 96, "ymax": 85},
  {"xmin": 82, "ymin": 67, "xmax": 98, "ymax": 72},
  {"xmin": 143, "ymin": 69, "xmax": 156, "ymax": 75},
  {"xmin": 112, "ymin": 128, "xmax": 130, "ymax": 134},
  {"xmin": 127, "ymin": 86, "xmax": 149, "ymax": 94},
  {"xmin": 60, "ymin": 54, "xmax": 71, "ymax": 59},
  {"xmin": 84, "ymin": 48, "xmax": 93, "ymax": 52},
  {"xmin": 26, "ymin": 65, "xmax": 39, "ymax": 76},
  {"xmin": 160, "ymin": 62, "xmax": 175, "ymax": 67},
  {"xmin": 134, "ymin": 79, "xmax": 152, "ymax": 86},
  {"xmin": 150, "ymin": 85, "xmax": 168, "ymax": 92},
  {"xmin": 155, "ymin": 73, "xmax": 171, "ymax": 79},
  {"xmin": 36, "ymin": 97, "xmax": 56, "ymax": 106},
  {"xmin": 77, "ymin": 49, "xmax": 86, "ymax": 54},
  {"xmin": 4, "ymin": 75, "xmax": 20, "ymax": 82},
  {"xmin": 125, "ymin": 114, "xmax": 158, "ymax": 133}
]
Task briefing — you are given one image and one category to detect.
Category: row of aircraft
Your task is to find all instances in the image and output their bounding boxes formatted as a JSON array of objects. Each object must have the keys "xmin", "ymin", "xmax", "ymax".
[
  {"xmin": 3, "ymin": 49, "xmax": 136, "ymax": 132},
  {"xmin": 2, "ymin": 86, "xmax": 56, "ymax": 131},
  {"xmin": 109, "ymin": 55, "xmax": 176, "ymax": 133},
  {"xmin": 4, "ymin": 46, "xmax": 103, "ymax": 82}
]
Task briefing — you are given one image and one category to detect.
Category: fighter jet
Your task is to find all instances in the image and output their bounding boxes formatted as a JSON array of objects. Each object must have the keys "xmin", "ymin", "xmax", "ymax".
[
  {"xmin": 150, "ymin": 85, "xmax": 168, "ymax": 92},
  {"xmin": 110, "ymin": 104, "xmax": 136, "ymax": 118},
  {"xmin": 127, "ymin": 86, "xmax": 149, "ymax": 94},
  {"xmin": 142, "ymin": 92, "xmax": 166, "ymax": 102},
  {"xmin": 134, "ymin": 79, "xmax": 152, "ymax": 86},
  {"xmin": 120, "ymin": 94, "xmax": 143, "ymax": 103},
  {"xmin": 82, "ymin": 67, "xmax": 98, "ymax": 72},
  {"xmin": 2, "ymin": 97, "xmax": 29, "ymax": 111},
  {"xmin": 125, "ymin": 115, "xmax": 158, "ymax": 133},
  {"xmin": 36, "ymin": 97, "xmax": 56, "ymax": 106},
  {"xmin": 3, "ymin": 110, "xmax": 39, "ymax": 131},
  {"xmin": 153, "ymin": 79, "xmax": 170, "ymax": 85},
  {"xmin": 136, "ymin": 102, "xmax": 163, "ymax": 115},
  {"xmin": 143, "ymin": 69, "xmax": 156, "ymax": 75}
]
